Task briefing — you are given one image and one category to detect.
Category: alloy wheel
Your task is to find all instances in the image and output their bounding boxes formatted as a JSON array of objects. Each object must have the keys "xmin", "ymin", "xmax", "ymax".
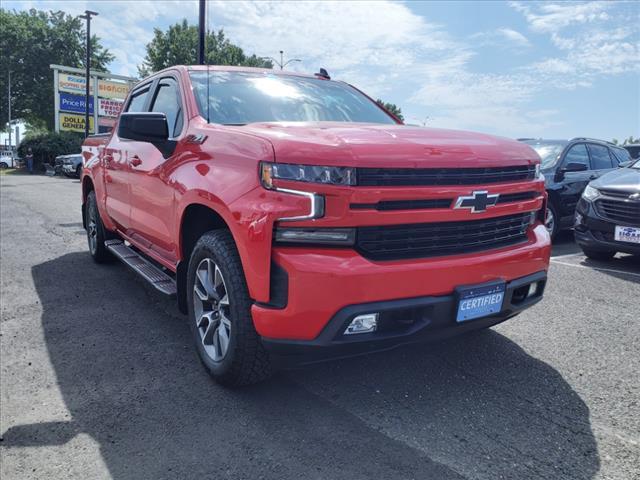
[
  {"xmin": 87, "ymin": 208, "xmax": 98, "ymax": 254},
  {"xmin": 193, "ymin": 258, "xmax": 232, "ymax": 362},
  {"xmin": 545, "ymin": 207, "xmax": 555, "ymax": 235}
]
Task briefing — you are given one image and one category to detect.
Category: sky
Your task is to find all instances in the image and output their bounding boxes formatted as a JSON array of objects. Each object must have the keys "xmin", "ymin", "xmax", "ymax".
[{"xmin": 5, "ymin": 0, "xmax": 640, "ymax": 141}]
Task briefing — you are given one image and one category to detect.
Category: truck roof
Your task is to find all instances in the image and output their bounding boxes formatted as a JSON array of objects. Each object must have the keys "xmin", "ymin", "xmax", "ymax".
[{"xmin": 148, "ymin": 65, "xmax": 329, "ymax": 82}]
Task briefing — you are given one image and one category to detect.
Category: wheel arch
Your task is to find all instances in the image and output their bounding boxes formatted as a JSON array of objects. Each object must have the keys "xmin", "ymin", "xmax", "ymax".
[{"xmin": 177, "ymin": 203, "xmax": 236, "ymax": 314}]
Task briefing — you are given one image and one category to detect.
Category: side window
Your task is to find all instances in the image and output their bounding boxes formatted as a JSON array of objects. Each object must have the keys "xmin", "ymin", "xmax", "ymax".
[
  {"xmin": 587, "ymin": 143, "xmax": 614, "ymax": 169},
  {"xmin": 126, "ymin": 88, "xmax": 150, "ymax": 112},
  {"xmin": 610, "ymin": 147, "xmax": 631, "ymax": 165},
  {"xmin": 563, "ymin": 143, "xmax": 590, "ymax": 169},
  {"xmin": 150, "ymin": 78, "xmax": 183, "ymax": 138}
]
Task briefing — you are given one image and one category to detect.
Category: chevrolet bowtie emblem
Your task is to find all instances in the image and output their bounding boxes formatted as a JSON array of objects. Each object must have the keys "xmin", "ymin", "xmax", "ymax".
[{"xmin": 454, "ymin": 191, "xmax": 500, "ymax": 213}]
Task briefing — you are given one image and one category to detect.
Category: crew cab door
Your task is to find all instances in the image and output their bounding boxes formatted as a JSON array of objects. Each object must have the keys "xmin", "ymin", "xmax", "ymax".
[
  {"xmin": 127, "ymin": 76, "xmax": 185, "ymax": 264},
  {"xmin": 556, "ymin": 143, "xmax": 592, "ymax": 219},
  {"xmin": 104, "ymin": 85, "xmax": 152, "ymax": 230}
]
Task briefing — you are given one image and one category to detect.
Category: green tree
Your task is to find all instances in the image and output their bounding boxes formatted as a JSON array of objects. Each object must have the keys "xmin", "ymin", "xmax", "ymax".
[
  {"xmin": 0, "ymin": 8, "xmax": 114, "ymax": 130},
  {"xmin": 612, "ymin": 136, "xmax": 640, "ymax": 145},
  {"xmin": 138, "ymin": 20, "xmax": 272, "ymax": 77},
  {"xmin": 376, "ymin": 99, "xmax": 404, "ymax": 122}
]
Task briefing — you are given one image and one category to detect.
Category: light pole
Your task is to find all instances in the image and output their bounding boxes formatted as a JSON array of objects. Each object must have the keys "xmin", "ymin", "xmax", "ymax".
[
  {"xmin": 263, "ymin": 51, "xmax": 302, "ymax": 70},
  {"xmin": 79, "ymin": 10, "xmax": 98, "ymax": 138},
  {"xmin": 7, "ymin": 70, "xmax": 11, "ymax": 152},
  {"xmin": 198, "ymin": 0, "xmax": 206, "ymax": 64}
]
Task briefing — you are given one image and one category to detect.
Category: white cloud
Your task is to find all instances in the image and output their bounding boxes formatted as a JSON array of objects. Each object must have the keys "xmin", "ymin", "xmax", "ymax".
[
  {"xmin": 509, "ymin": 1, "xmax": 610, "ymax": 33},
  {"xmin": 471, "ymin": 28, "xmax": 531, "ymax": 49}
]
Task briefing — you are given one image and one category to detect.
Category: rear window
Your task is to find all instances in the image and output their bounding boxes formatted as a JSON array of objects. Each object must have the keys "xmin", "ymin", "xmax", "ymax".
[{"xmin": 587, "ymin": 143, "xmax": 614, "ymax": 169}]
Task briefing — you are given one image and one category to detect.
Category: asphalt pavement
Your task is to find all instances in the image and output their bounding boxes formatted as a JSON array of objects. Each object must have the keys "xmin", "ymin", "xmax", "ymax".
[{"xmin": 1, "ymin": 173, "xmax": 638, "ymax": 480}]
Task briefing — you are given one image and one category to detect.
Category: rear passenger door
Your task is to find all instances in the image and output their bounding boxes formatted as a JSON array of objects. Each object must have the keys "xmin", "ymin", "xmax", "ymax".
[
  {"xmin": 104, "ymin": 84, "xmax": 152, "ymax": 230},
  {"xmin": 557, "ymin": 143, "xmax": 592, "ymax": 218},
  {"xmin": 587, "ymin": 143, "xmax": 617, "ymax": 178}
]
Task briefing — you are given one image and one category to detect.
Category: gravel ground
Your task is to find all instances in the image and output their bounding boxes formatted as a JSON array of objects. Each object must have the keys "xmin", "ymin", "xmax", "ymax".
[{"xmin": 1, "ymin": 173, "xmax": 638, "ymax": 480}]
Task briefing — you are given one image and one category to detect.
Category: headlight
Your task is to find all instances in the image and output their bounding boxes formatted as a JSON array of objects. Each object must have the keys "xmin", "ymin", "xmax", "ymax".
[
  {"xmin": 582, "ymin": 185, "xmax": 600, "ymax": 201},
  {"xmin": 535, "ymin": 164, "xmax": 541, "ymax": 179},
  {"xmin": 261, "ymin": 162, "xmax": 356, "ymax": 189}
]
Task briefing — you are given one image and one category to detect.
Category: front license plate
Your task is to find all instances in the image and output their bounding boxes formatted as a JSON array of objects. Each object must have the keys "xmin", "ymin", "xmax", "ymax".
[
  {"xmin": 456, "ymin": 282, "xmax": 505, "ymax": 323},
  {"xmin": 614, "ymin": 225, "xmax": 640, "ymax": 244}
]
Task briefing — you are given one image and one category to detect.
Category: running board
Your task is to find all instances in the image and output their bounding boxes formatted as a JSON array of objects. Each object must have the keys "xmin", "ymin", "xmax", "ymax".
[{"xmin": 105, "ymin": 240, "xmax": 177, "ymax": 296}]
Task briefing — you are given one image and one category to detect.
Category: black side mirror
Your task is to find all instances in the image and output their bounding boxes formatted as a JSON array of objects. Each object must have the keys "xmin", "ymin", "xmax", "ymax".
[
  {"xmin": 560, "ymin": 162, "xmax": 588, "ymax": 173},
  {"xmin": 118, "ymin": 112, "xmax": 175, "ymax": 158}
]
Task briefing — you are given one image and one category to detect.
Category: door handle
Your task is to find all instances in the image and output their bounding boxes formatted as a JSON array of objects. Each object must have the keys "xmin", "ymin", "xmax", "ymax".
[{"xmin": 130, "ymin": 156, "xmax": 142, "ymax": 167}]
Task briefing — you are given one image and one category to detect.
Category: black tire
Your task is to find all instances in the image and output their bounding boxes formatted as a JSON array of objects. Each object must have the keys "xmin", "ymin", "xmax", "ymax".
[
  {"xmin": 85, "ymin": 191, "xmax": 114, "ymax": 263},
  {"xmin": 581, "ymin": 248, "xmax": 616, "ymax": 261},
  {"xmin": 546, "ymin": 202, "xmax": 559, "ymax": 241},
  {"xmin": 0, "ymin": 162, "xmax": 8, "ymax": 169},
  {"xmin": 187, "ymin": 230, "xmax": 272, "ymax": 386}
]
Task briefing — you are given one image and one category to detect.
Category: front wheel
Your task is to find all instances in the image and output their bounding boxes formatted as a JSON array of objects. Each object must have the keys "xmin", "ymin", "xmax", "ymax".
[
  {"xmin": 545, "ymin": 202, "xmax": 559, "ymax": 240},
  {"xmin": 187, "ymin": 230, "xmax": 272, "ymax": 386},
  {"xmin": 0, "ymin": 162, "xmax": 8, "ymax": 169},
  {"xmin": 76, "ymin": 165, "xmax": 82, "ymax": 178}
]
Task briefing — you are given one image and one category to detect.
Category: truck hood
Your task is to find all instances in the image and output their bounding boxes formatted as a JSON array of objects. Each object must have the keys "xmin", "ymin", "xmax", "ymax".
[{"xmin": 238, "ymin": 122, "xmax": 537, "ymax": 168}]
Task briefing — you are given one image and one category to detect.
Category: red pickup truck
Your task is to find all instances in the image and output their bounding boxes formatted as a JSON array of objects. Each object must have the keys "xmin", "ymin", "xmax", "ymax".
[{"xmin": 82, "ymin": 65, "xmax": 551, "ymax": 386}]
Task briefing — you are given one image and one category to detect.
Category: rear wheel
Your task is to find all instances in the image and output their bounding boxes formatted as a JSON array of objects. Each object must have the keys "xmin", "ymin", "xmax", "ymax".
[
  {"xmin": 0, "ymin": 162, "xmax": 8, "ymax": 169},
  {"xmin": 85, "ymin": 191, "xmax": 114, "ymax": 263},
  {"xmin": 187, "ymin": 230, "xmax": 272, "ymax": 386},
  {"xmin": 581, "ymin": 248, "xmax": 616, "ymax": 261}
]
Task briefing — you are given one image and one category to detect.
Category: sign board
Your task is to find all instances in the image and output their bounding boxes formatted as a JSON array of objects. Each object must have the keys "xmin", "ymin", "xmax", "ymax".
[
  {"xmin": 98, "ymin": 79, "xmax": 130, "ymax": 100},
  {"xmin": 59, "ymin": 92, "xmax": 94, "ymax": 115},
  {"xmin": 58, "ymin": 73, "xmax": 94, "ymax": 95},
  {"xmin": 98, "ymin": 98, "xmax": 124, "ymax": 117},
  {"xmin": 59, "ymin": 113, "xmax": 95, "ymax": 133}
]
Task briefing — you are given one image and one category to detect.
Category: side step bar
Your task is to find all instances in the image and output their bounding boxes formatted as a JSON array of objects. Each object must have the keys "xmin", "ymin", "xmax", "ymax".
[{"xmin": 105, "ymin": 240, "xmax": 177, "ymax": 296}]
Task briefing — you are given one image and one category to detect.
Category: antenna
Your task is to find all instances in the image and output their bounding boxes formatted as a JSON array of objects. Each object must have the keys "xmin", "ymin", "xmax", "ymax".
[{"xmin": 315, "ymin": 68, "xmax": 331, "ymax": 80}]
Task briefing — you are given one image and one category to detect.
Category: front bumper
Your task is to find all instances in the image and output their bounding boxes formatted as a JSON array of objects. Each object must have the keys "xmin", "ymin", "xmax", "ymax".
[
  {"xmin": 252, "ymin": 223, "xmax": 550, "ymax": 341},
  {"xmin": 263, "ymin": 270, "xmax": 546, "ymax": 365},
  {"xmin": 575, "ymin": 200, "xmax": 640, "ymax": 255}
]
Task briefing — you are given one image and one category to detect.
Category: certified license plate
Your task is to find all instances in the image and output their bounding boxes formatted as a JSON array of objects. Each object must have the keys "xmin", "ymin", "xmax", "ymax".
[
  {"xmin": 456, "ymin": 282, "xmax": 505, "ymax": 323},
  {"xmin": 614, "ymin": 225, "xmax": 640, "ymax": 244}
]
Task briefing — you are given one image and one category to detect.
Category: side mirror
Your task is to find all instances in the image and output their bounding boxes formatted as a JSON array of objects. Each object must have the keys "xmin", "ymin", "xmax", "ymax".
[
  {"xmin": 118, "ymin": 112, "xmax": 169, "ymax": 143},
  {"xmin": 118, "ymin": 112, "xmax": 176, "ymax": 158},
  {"xmin": 560, "ymin": 162, "xmax": 588, "ymax": 173}
]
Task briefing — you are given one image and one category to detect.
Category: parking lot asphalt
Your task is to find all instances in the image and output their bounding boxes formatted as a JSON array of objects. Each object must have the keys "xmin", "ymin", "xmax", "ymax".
[{"xmin": 1, "ymin": 173, "xmax": 638, "ymax": 480}]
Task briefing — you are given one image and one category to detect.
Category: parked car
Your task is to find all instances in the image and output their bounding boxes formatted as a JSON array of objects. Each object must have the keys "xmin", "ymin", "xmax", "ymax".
[
  {"xmin": 575, "ymin": 158, "xmax": 640, "ymax": 259},
  {"xmin": 55, "ymin": 154, "xmax": 83, "ymax": 178},
  {"xmin": 81, "ymin": 66, "xmax": 550, "ymax": 386},
  {"xmin": 521, "ymin": 138, "xmax": 627, "ymax": 239},
  {"xmin": 623, "ymin": 144, "xmax": 640, "ymax": 160},
  {"xmin": 0, "ymin": 151, "xmax": 17, "ymax": 169}
]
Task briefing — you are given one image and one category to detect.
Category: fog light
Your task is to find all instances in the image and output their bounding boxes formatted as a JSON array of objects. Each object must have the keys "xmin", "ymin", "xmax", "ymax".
[
  {"xmin": 575, "ymin": 213, "xmax": 583, "ymax": 226},
  {"xmin": 345, "ymin": 313, "xmax": 378, "ymax": 335},
  {"xmin": 527, "ymin": 282, "xmax": 538, "ymax": 297}
]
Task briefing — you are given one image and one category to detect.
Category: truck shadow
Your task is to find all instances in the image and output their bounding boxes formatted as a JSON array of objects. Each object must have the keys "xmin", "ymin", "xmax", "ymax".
[{"xmin": 3, "ymin": 252, "xmax": 599, "ymax": 479}]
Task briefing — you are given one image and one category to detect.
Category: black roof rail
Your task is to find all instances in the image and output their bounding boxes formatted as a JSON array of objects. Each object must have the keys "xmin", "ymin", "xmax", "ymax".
[
  {"xmin": 516, "ymin": 138, "xmax": 537, "ymax": 141},
  {"xmin": 570, "ymin": 137, "xmax": 615, "ymax": 146}
]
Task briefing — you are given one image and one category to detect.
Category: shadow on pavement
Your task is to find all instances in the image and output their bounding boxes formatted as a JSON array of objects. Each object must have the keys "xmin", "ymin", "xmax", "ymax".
[{"xmin": 3, "ymin": 252, "xmax": 600, "ymax": 479}]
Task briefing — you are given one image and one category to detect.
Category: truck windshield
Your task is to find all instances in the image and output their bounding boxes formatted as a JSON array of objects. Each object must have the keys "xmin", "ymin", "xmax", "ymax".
[{"xmin": 189, "ymin": 71, "xmax": 397, "ymax": 126}]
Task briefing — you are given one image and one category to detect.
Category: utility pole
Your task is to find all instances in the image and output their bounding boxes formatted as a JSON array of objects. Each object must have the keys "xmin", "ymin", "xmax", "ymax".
[
  {"xmin": 198, "ymin": 0, "xmax": 206, "ymax": 64},
  {"xmin": 80, "ymin": 10, "xmax": 98, "ymax": 138},
  {"xmin": 7, "ymin": 70, "xmax": 11, "ymax": 152}
]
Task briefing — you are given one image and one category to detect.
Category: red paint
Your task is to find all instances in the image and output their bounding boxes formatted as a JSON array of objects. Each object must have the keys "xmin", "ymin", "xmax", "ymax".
[{"xmin": 82, "ymin": 65, "xmax": 550, "ymax": 341}]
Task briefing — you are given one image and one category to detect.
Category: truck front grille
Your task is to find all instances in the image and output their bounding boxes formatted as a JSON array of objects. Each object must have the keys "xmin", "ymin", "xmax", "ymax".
[
  {"xmin": 356, "ymin": 213, "xmax": 532, "ymax": 261},
  {"xmin": 595, "ymin": 198, "xmax": 640, "ymax": 226},
  {"xmin": 356, "ymin": 165, "xmax": 535, "ymax": 187}
]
